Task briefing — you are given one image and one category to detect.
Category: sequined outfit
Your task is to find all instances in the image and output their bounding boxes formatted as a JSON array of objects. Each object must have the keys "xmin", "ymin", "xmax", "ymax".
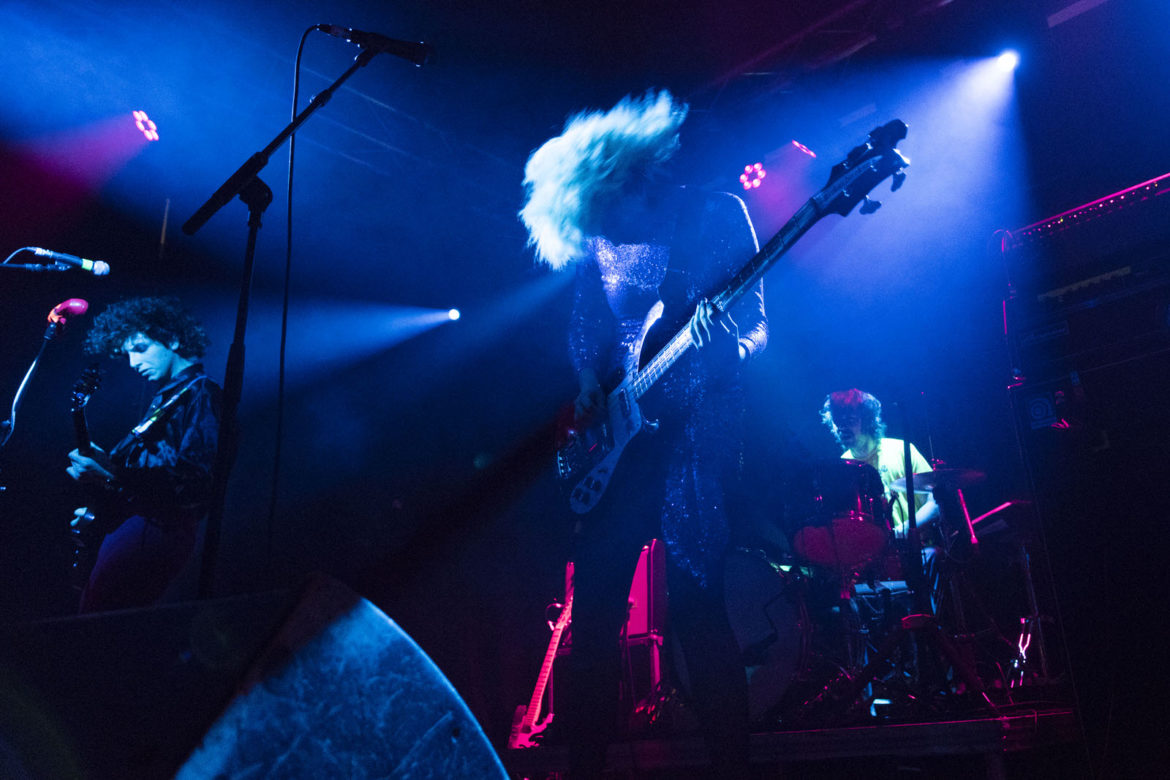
[
  {"xmin": 79, "ymin": 365, "xmax": 221, "ymax": 612},
  {"xmin": 564, "ymin": 189, "xmax": 766, "ymax": 777},
  {"xmin": 569, "ymin": 189, "xmax": 767, "ymax": 586}
]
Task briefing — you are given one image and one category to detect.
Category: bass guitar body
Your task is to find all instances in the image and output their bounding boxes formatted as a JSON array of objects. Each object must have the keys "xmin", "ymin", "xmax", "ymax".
[{"xmin": 556, "ymin": 376, "xmax": 644, "ymax": 514}]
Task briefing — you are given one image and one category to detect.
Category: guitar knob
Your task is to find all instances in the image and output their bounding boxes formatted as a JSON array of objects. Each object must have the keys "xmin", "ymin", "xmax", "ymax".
[
  {"xmin": 859, "ymin": 197, "xmax": 881, "ymax": 215},
  {"xmin": 891, "ymin": 170, "xmax": 907, "ymax": 191}
]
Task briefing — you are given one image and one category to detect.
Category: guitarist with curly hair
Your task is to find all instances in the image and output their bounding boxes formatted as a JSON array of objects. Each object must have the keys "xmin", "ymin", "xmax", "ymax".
[{"xmin": 66, "ymin": 296, "xmax": 220, "ymax": 613}]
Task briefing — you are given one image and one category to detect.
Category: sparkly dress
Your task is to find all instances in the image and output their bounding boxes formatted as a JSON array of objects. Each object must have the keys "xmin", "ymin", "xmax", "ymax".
[
  {"xmin": 569, "ymin": 189, "xmax": 768, "ymax": 587},
  {"xmin": 562, "ymin": 189, "xmax": 765, "ymax": 776}
]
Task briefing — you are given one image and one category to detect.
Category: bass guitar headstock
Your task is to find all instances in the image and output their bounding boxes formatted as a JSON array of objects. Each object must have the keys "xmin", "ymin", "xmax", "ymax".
[{"xmin": 816, "ymin": 119, "xmax": 910, "ymax": 218}]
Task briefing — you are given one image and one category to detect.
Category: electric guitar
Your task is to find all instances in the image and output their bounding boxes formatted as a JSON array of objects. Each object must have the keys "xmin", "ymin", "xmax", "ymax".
[
  {"xmin": 556, "ymin": 119, "xmax": 910, "ymax": 513},
  {"xmin": 508, "ymin": 581, "xmax": 574, "ymax": 749},
  {"xmin": 70, "ymin": 363, "xmax": 101, "ymax": 457},
  {"xmin": 68, "ymin": 363, "xmax": 104, "ymax": 578}
]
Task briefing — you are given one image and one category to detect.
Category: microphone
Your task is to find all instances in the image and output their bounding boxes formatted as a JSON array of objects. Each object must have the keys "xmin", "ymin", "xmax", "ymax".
[
  {"xmin": 316, "ymin": 24, "xmax": 431, "ymax": 66},
  {"xmin": 30, "ymin": 248, "xmax": 111, "ymax": 276},
  {"xmin": 48, "ymin": 298, "xmax": 89, "ymax": 325}
]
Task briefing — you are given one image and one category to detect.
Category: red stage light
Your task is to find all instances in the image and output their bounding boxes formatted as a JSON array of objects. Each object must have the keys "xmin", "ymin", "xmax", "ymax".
[{"xmin": 133, "ymin": 110, "xmax": 159, "ymax": 142}]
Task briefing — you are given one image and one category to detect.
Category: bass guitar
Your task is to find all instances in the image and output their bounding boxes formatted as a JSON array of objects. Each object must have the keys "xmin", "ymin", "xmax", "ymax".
[{"xmin": 556, "ymin": 119, "xmax": 910, "ymax": 513}]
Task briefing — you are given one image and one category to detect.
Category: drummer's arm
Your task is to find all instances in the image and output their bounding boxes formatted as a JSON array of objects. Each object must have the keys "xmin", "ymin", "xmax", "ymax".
[
  {"xmin": 916, "ymin": 497, "xmax": 940, "ymax": 527},
  {"xmin": 894, "ymin": 496, "xmax": 940, "ymax": 535}
]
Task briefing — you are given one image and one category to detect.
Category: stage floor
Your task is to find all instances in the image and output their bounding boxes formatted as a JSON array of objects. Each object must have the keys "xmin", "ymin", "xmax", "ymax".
[{"xmin": 505, "ymin": 705, "xmax": 1080, "ymax": 779}]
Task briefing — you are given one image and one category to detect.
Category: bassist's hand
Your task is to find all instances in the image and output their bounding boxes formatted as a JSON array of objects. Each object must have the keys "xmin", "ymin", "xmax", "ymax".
[
  {"xmin": 574, "ymin": 368, "xmax": 606, "ymax": 423},
  {"xmin": 689, "ymin": 298, "xmax": 744, "ymax": 362},
  {"xmin": 67, "ymin": 446, "xmax": 115, "ymax": 484}
]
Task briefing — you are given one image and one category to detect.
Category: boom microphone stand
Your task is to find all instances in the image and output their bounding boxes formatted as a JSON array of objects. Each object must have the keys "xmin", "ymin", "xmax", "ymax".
[{"xmin": 182, "ymin": 41, "xmax": 425, "ymax": 598}]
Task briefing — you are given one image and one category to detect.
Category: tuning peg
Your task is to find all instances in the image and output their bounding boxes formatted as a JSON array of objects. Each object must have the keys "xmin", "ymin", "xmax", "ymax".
[
  {"xmin": 891, "ymin": 170, "xmax": 906, "ymax": 191},
  {"xmin": 859, "ymin": 197, "xmax": 881, "ymax": 215}
]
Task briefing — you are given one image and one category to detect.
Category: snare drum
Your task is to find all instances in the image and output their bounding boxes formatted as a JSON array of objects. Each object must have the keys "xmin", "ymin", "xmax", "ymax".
[{"xmin": 785, "ymin": 459, "xmax": 891, "ymax": 570}]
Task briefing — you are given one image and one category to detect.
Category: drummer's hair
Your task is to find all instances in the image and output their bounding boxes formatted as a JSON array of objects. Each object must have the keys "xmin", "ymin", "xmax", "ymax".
[{"xmin": 821, "ymin": 388, "xmax": 886, "ymax": 444}]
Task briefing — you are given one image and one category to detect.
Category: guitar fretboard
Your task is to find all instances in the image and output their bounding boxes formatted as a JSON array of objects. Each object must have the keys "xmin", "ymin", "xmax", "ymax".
[{"xmin": 629, "ymin": 199, "xmax": 821, "ymax": 400}]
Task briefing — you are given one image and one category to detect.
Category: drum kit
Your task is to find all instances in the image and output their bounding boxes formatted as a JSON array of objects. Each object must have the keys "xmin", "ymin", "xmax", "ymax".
[{"xmin": 725, "ymin": 457, "xmax": 1042, "ymax": 727}]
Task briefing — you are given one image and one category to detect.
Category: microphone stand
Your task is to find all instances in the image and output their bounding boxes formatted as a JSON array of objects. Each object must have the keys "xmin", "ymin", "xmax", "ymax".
[
  {"xmin": 183, "ymin": 46, "xmax": 384, "ymax": 599},
  {"xmin": 1, "ymin": 318, "xmax": 73, "ymax": 449},
  {"xmin": 886, "ymin": 399, "xmax": 993, "ymax": 709},
  {"xmin": 0, "ymin": 318, "xmax": 75, "ymax": 500}
]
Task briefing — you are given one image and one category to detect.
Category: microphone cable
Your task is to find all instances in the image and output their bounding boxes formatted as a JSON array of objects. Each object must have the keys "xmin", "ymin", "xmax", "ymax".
[{"xmin": 262, "ymin": 25, "xmax": 318, "ymax": 587}]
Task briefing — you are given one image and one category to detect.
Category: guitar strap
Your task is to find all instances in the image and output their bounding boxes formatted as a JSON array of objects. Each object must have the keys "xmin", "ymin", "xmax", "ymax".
[
  {"xmin": 657, "ymin": 187, "xmax": 707, "ymax": 316},
  {"xmin": 107, "ymin": 374, "xmax": 205, "ymax": 461},
  {"xmin": 131, "ymin": 375, "xmax": 203, "ymax": 437}
]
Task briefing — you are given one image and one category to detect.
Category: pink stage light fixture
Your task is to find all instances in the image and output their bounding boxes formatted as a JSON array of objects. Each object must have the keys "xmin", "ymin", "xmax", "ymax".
[
  {"xmin": 133, "ymin": 110, "xmax": 159, "ymax": 142},
  {"xmin": 739, "ymin": 162, "xmax": 766, "ymax": 190},
  {"xmin": 791, "ymin": 139, "xmax": 817, "ymax": 158}
]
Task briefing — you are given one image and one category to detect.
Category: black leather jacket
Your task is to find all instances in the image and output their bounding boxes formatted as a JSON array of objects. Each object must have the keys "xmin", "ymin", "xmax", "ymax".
[{"xmin": 107, "ymin": 364, "xmax": 221, "ymax": 524}]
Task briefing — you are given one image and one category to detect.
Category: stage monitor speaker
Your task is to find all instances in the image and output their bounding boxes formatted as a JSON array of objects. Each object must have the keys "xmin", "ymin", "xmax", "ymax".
[{"xmin": 0, "ymin": 575, "xmax": 506, "ymax": 780}]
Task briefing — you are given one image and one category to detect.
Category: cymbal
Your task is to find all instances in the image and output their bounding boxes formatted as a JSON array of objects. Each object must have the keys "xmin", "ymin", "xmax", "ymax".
[{"xmin": 890, "ymin": 468, "xmax": 985, "ymax": 494}]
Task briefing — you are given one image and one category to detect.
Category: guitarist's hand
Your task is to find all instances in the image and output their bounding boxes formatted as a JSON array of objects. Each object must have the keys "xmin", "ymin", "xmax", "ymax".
[
  {"xmin": 66, "ymin": 446, "xmax": 115, "ymax": 485},
  {"xmin": 689, "ymin": 298, "xmax": 745, "ymax": 362},
  {"xmin": 574, "ymin": 368, "xmax": 606, "ymax": 424}
]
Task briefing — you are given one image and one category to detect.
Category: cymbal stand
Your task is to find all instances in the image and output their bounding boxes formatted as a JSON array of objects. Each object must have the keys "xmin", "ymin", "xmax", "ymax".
[
  {"xmin": 1010, "ymin": 537, "xmax": 1051, "ymax": 685},
  {"xmin": 935, "ymin": 482, "xmax": 978, "ymax": 635},
  {"xmin": 966, "ymin": 499, "xmax": 1053, "ymax": 686}
]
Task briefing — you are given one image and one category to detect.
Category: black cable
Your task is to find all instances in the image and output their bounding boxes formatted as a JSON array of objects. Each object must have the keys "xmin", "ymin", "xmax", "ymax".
[{"xmin": 265, "ymin": 26, "xmax": 316, "ymax": 587}]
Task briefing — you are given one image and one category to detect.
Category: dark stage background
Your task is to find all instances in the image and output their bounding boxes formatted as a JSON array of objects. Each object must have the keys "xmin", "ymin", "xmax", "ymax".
[{"xmin": 1, "ymin": 0, "xmax": 1168, "ymax": 775}]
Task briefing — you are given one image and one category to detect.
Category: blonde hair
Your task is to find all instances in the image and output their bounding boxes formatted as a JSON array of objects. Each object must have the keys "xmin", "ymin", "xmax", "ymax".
[{"xmin": 519, "ymin": 90, "xmax": 688, "ymax": 270}]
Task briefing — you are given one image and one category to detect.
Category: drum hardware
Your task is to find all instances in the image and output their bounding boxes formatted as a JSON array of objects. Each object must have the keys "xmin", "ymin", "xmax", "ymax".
[
  {"xmin": 796, "ymin": 609, "xmax": 997, "ymax": 727},
  {"xmin": 782, "ymin": 457, "xmax": 1004, "ymax": 726},
  {"xmin": 961, "ymin": 498, "xmax": 1050, "ymax": 683},
  {"xmin": 889, "ymin": 467, "xmax": 986, "ymax": 494}
]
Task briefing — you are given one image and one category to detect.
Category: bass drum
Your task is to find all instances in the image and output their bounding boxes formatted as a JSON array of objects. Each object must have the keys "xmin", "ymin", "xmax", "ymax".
[
  {"xmin": 723, "ymin": 548, "xmax": 811, "ymax": 724},
  {"xmin": 783, "ymin": 459, "xmax": 891, "ymax": 571}
]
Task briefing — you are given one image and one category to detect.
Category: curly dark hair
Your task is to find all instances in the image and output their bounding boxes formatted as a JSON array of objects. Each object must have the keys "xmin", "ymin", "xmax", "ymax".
[
  {"xmin": 84, "ymin": 296, "xmax": 209, "ymax": 359},
  {"xmin": 820, "ymin": 388, "xmax": 886, "ymax": 447}
]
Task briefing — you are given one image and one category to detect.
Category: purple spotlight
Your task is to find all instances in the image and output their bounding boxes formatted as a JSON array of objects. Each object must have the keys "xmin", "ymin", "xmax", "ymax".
[
  {"xmin": 448, "ymin": 308, "xmax": 461, "ymax": 321},
  {"xmin": 996, "ymin": 50, "xmax": 1020, "ymax": 72}
]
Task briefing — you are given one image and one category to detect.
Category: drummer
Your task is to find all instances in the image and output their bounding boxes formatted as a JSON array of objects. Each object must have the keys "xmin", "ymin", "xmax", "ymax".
[{"xmin": 820, "ymin": 388, "xmax": 939, "ymax": 536}]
